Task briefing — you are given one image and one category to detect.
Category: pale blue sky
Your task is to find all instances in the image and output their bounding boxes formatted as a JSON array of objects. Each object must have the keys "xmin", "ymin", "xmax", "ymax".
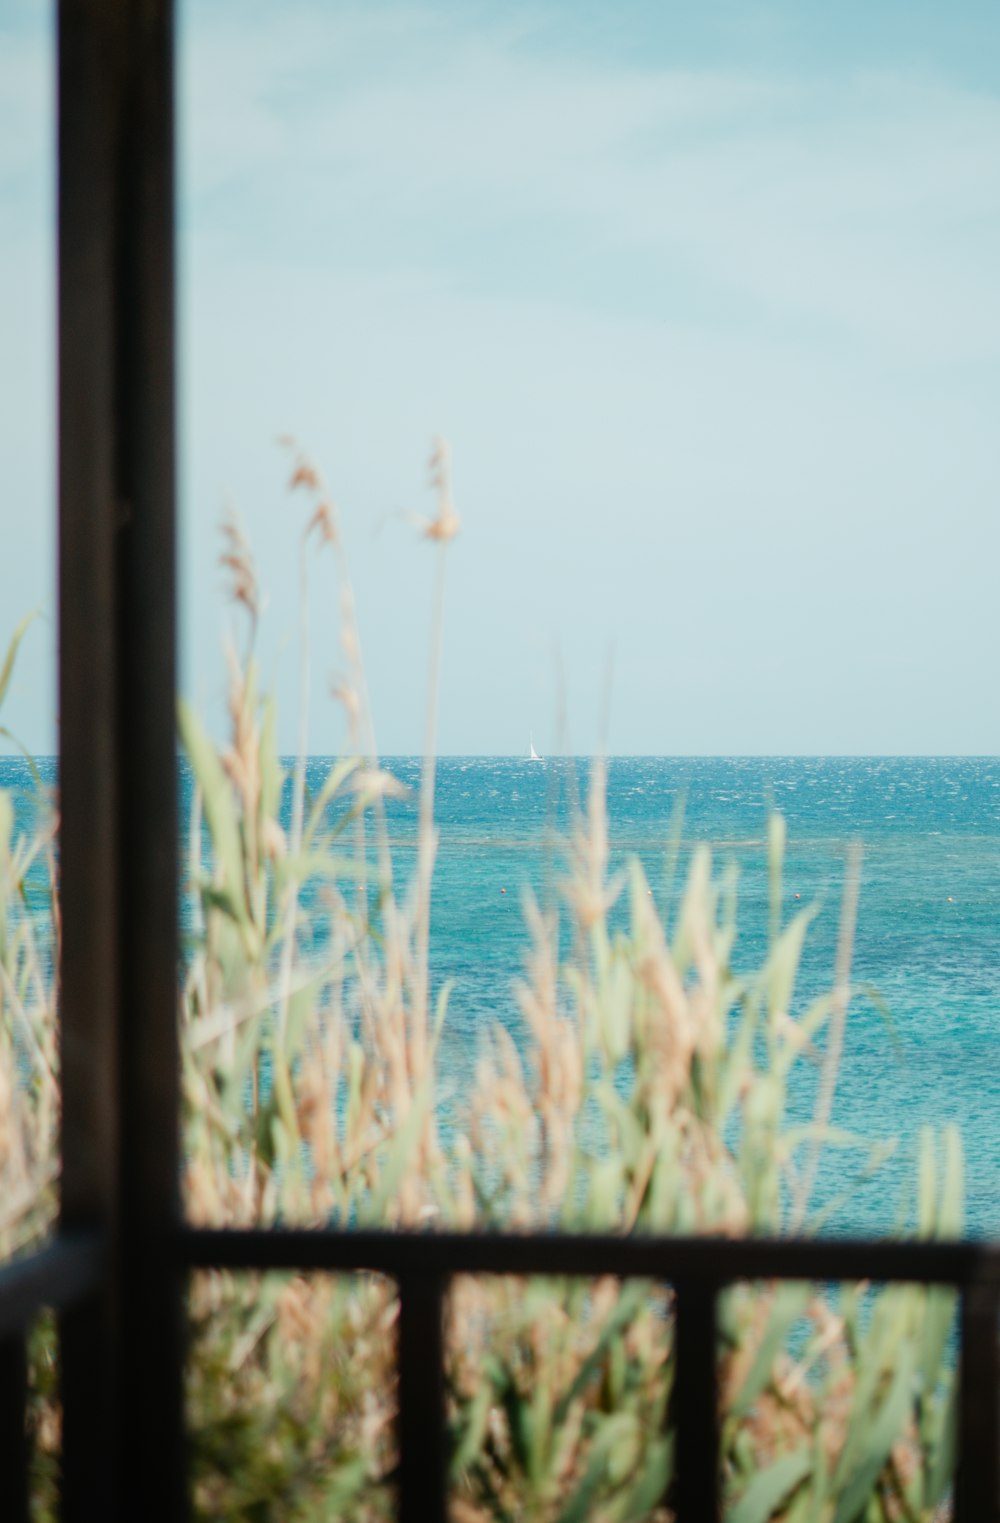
[{"xmin": 3, "ymin": 0, "xmax": 1000, "ymax": 754}]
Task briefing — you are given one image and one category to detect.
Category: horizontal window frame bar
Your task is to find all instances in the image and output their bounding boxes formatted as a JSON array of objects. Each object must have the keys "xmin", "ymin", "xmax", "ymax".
[
  {"xmin": 6, "ymin": 1226, "xmax": 995, "ymax": 1328},
  {"xmin": 0, "ymin": 1233, "xmax": 104, "ymax": 1338},
  {"xmin": 181, "ymin": 1226, "xmax": 1000, "ymax": 1287}
]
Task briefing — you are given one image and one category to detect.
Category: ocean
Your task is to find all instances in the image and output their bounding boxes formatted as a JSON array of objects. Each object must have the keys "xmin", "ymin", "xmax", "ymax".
[
  {"xmin": 357, "ymin": 754, "xmax": 1000, "ymax": 1239},
  {"xmin": 4, "ymin": 753, "xmax": 999, "ymax": 1238}
]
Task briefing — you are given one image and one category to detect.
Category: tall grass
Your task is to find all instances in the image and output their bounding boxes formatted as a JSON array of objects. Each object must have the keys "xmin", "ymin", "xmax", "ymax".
[{"xmin": 0, "ymin": 446, "xmax": 962, "ymax": 1522}]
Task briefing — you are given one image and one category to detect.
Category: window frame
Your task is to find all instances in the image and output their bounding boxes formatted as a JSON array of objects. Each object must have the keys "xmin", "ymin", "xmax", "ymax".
[{"xmin": 0, "ymin": 4, "xmax": 997, "ymax": 1520}]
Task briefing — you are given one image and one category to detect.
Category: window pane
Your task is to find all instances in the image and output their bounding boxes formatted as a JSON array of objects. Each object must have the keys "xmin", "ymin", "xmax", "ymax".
[
  {"xmin": 448, "ymin": 1274, "xmax": 672, "ymax": 1522},
  {"xmin": 0, "ymin": 0, "xmax": 57, "ymax": 1267},
  {"xmin": 177, "ymin": 4, "xmax": 1000, "ymax": 1252},
  {"xmin": 719, "ymin": 1279, "xmax": 959, "ymax": 1522},
  {"xmin": 188, "ymin": 1271, "xmax": 397, "ymax": 1522}
]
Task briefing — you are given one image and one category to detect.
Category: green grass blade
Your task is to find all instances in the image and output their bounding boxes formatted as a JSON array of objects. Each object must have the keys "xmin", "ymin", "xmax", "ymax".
[
  {"xmin": 728, "ymin": 1444, "xmax": 811, "ymax": 1523},
  {"xmin": 730, "ymin": 1283, "xmax": 811, "ymax": 1416},
  {"xmin": 832, "ymin": 1342, "xmax": 916, "ymax": 1523},
  {"xmin": 178, "ymin": 698, "xmax": 247, "ymax": 925}
]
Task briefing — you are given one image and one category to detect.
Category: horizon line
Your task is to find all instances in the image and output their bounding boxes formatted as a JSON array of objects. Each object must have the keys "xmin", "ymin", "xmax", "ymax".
[{"xmin": 2, "ymin": 752, "xmax": 999, "ymax": 763}]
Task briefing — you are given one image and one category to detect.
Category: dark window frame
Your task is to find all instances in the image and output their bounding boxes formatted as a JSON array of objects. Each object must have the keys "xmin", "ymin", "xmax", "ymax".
[{"xmin": 0, "ymin": 4, "xmax": 997, "ymax": 1519}]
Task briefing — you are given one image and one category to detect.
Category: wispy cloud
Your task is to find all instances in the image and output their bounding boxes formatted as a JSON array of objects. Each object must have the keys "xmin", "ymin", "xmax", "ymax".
[
  {"xmin": 181, "ymin": 2, "xmax": 1000, "ymax": 362},
  {"xmin": 3, "ymin": 0, "xmax": 999, "ymax": 749}
]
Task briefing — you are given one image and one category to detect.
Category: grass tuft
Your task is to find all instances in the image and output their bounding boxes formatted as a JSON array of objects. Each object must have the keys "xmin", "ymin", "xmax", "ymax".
[{"xmin": 0, "ymin": 445, "xmax": 962, "ymax": 1522}]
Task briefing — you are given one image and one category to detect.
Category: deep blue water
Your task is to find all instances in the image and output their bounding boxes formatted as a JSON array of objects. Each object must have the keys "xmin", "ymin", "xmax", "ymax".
[{"xmin": 5, "ymin": 754, "xmax": 999, "ymax": 1237}]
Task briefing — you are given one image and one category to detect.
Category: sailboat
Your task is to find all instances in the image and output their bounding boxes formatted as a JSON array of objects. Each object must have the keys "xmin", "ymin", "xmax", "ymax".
[{"xmin": 528, "ymin": 732, "xmax": 543, "ymax": 762}]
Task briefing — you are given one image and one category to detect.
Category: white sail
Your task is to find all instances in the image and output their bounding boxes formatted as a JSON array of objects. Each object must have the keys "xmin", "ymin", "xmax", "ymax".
[{"xmin": 529, "ymin": 732, "xmax": 542, "ymax": 762}]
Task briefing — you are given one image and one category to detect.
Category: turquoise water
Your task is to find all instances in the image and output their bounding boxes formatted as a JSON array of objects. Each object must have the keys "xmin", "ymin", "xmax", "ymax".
[
  {"xmin": 5, "ymin": 754, "xmax": 999, "ymax": 1238},
  {"xmin": 369, "ymin": 755, "xmax": 1000, "ymax": 1239}
]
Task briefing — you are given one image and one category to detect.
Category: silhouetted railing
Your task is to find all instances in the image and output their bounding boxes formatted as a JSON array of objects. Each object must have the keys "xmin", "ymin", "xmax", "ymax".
[{"xmin": 2, "ymin": 1225, "xmax": 999, "ymax": 1521}]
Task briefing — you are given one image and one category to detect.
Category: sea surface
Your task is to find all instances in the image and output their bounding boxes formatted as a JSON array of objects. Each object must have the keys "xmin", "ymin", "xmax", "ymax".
[
  {"xmin": 374, "ymin": 756, "xmax": 1000, "ymax": 1239},
  {"xmin": 4, "ymin": 754, "xmax": 999, "ymax": 1238}
]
